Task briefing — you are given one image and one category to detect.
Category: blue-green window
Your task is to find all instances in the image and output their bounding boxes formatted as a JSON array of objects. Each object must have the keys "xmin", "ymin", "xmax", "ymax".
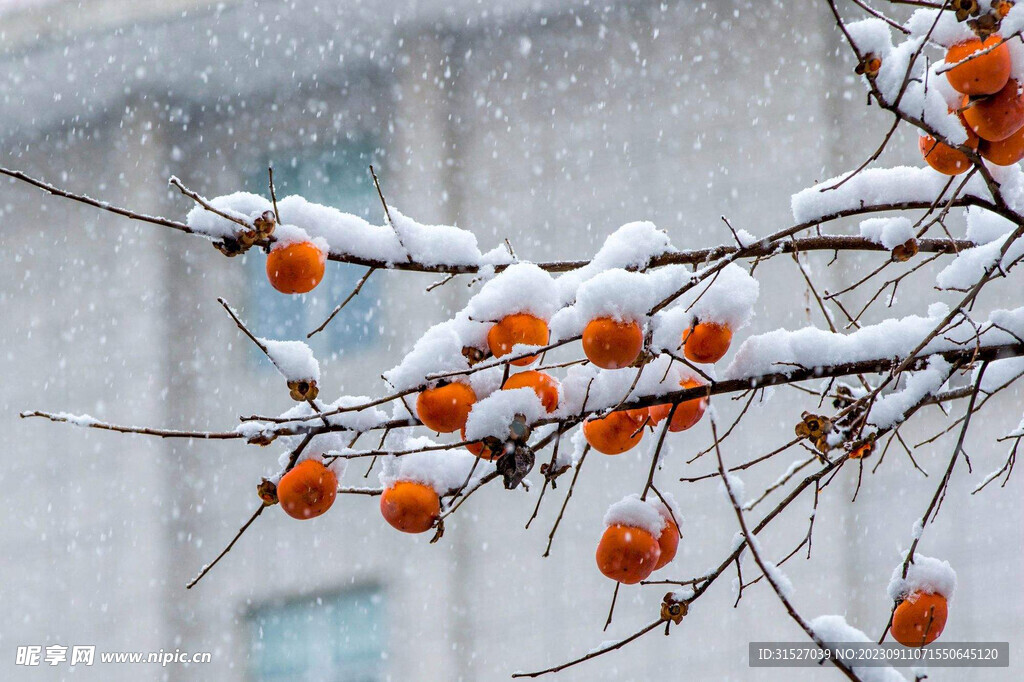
[
  {"xmin": 248, "ymin": 585, "xmax": 386, "ymax": 682},
  {"xmin": 243, "ymin": 143, "xmax": 382, "ymax": 361}
]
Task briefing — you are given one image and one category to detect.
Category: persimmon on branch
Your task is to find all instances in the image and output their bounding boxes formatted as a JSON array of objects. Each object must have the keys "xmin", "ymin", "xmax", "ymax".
[{"xmin": 7, "ymin": 1, "xmax": 1024, "ymax": 679}]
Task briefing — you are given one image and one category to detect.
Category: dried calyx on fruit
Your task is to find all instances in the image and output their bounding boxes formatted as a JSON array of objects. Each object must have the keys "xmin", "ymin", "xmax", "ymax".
[
  {"xmin": 795, "ymin": 411, "xmax": 835, "ymax": 454},
  {"xmin": 496, "ymin": 442, "xmax": 536, "ymax": 490},
  {"xmin": 508, "ymin": 413, "xmax": 533, "ymax": 442},
  {"xmin": 950, "ymin": 0, "xmax": 1010, "ymax": 40},
  {"xmin": 213, "ymin": 237, "xmax": 246, "ymax": 257},
  {"xmin": 495, "ymin": 414, "xmax": 536, "ymax": 489},
  {"xmin": 832, "ymin": 384, "xmax": 856, "ymax": 409},
  {"xmin": 213, "ymin": 210, "xmax": 276, "ymax": 257},
  {"xmin": 257, "ymin": 478, "xmax": 278, "ymax": 505},
  {"xmin": 463, "ymin": 426, "xmax": 506, "ymax": 461},
  {"xmin": 539, "ymin": 460, "xmax": 571, "ymax": 485},
  {"xmin": 970, "ymin": 12, "xmax": 1003, "ymax": 39},
  {"xmin": 891, "ymin": 238, "xmax": 919, "ymax": 262},
  {"xmin": 855, "ymin": 53, "xmax": 882, "ymax": 77},
  {"xmin": 850, "ymin": 440, "xmax": 875, "ymax": 459},
  {"xmin": 795, "ymin": 411, "xmax": 832, "ymax": 441},
  {"xmin": 252, "ymin": 210, "xmax": 277, "ymax": 239},
  {"xmin": 632, "ymin": 348, "xmax": 658, "ymax": 368},
  {"xmin": 246, "ymin": 430, "xmax": 277, "ymax": 446},
  {"xmin": 952, "ymin": 0, "xmax": 982, "ymax": 23},
  {"xmin": 797, "ymin": 398, "xmax": 877, "ymax": 459},
  {"xmin": 240, "ymin": 210, "xmax": 276, "ymax": 248},
  {"xmin": 661, "ymin": 593, "xmax": 688, "ymax": 625},
  {"xmin": 288, "ymin": 378, "xmax": 319, "ymax": 401},
  {"xmin": 462, "ymin": 345, "xmax": 489, "ymax": 366}
]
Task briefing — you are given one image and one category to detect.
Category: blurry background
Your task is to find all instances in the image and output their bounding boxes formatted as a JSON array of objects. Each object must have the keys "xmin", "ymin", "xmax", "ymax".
[{"xmin": 1, "ymin": 0, "xmax": 1021, "ymax": 680}]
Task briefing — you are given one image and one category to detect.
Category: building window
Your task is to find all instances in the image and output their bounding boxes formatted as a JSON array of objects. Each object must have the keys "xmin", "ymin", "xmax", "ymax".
[
  {"xmin": 248, "ymin": 585, "xmax": 386, "ymax": 682},
  {"xmin": 243, "ymin": 142, "xmax": 381, "ymax": 362}
]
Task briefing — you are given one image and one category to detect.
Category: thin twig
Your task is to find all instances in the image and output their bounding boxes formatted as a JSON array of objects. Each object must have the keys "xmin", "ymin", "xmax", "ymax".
[
  {"xmin": 307, "ymin": 267, "xmax": 377, "ymax": 338},
  {"xmin": 542, "ymin": 447, "xmax": 589, "ymax": 558},
  {"xmin": 169, "ymin": 176, "xmax": 251, "ymax": 229},
  {"xmin": 186, "ymin": 504, "xmax": 266, "ymax": 589},
  {"xmin": 0, "ymin": 166, "xmax": 196, "ymax": 233},
  {"xmin": 511, "ymin": 619, "xmax": 665, "ymax": 678},
  {"xmin": 603, "ymin": 582, "xmax": 621, "ymax": 632},
  {"xmin": 20, "ymin": 411, "xmax": 245, "ymax": 440},
  {"xmin": 712, "ymin": 419, "xmax": 860, "ymax": 681},
  {"xmin": 268, "ymin": 166, "xmax": 282, "ymax": 223}
]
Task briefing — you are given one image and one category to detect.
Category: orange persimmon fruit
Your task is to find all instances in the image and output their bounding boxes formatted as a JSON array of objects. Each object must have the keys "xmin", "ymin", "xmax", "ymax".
[
  {"xmin": 682, "ymin": 321, "xmax": 733, "ymax": 364},
  {"xmin": 380, "ymin": 480, "xmax": 441, "ymax": 534},
  {"xmin": 891, "ymin": 592, "xmax": 948, "ymax": 647},
  {"xmin": 595, "ymin": 524, "xmax": 662, "ymax": 584},
  {"xmin": 461, "ymin": 426, "xmax": 504, "ymax": 460},
  {"xmin": 626, "ymin": 407, "xmax": 651, "ymax": 428},
  {"xmin": 266, "ymin": 240, "xmax": 326, "ymax": 294},
  {"xmin": 582, "ymin": 317, "xmax": 644, "ymax": 369},
  {"xmin": 583, "ymin": 410, "xmax": 646, "ymax": 455},
  {"xmin": 919, "ymin": 116, "xmax": 979, "ymax": 175},
  {"xmin": 487, "ymin": 313, "xmax": 549, "ymax": 366},
  {"xmin": 648, "ymin": 377, "xmax": 707, "ymax": 433},
  {"xmin": 653, "ymin": 511, "xmax": 680, "ymax": 571},
  {"xmin": 962, "ymin": 80, "xmax": 1024, "ymax": 142},
  {"xmin": 850, "ymin": 442, "xmax": 874, "ymax": 459},
  {"xmin": 980, "ymin": 123, "xmax": 1024, "ymax": 165},
  {"xmin": 277, "ymin": 459, "xmax": 338, "ymax": 520},
  {"xmin": 502, "ymin": 370, "xmax": 559, "ymax": 412},
  {"xmin": 416, "ymin": 382, "xmax": 476, "ymax": 433},
  {"xmin": 919, "ymin": 135, "xmax": 976, "ymax": 175},
  {"xmin": 945, "ymin": 34, "xmax": 1011, "ymax": 96}
]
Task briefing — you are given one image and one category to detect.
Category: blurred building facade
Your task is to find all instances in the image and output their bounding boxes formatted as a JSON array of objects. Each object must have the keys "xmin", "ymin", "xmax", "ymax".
[{"xmin": 1, "ymin": 0, "xmax": 1021, "ymax": 680}]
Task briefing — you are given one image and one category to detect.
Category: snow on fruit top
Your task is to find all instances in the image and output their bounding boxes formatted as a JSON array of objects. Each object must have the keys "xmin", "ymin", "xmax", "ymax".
[
  {"xmin": 884, "ymin": 554, "xmax": 956, "ymax": 649},
  {"xmin": 596, "ymin": 494, "xmax": 681, "ymax": 585},
  {"xmin": 887, "ymin": 554, "xmax": 957, "ymax": 604},
  {"xmin": 603, "ymin": 494, "xmax": 668, "ymax": 537}
]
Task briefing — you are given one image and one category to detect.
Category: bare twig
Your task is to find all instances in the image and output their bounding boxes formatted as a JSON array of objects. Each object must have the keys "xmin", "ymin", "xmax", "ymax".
[
  {"xmin": 712, "ymin": 419, "xmax": 861, "ymax": 681},
  {"xmin": 0, "ymin": 166, "xmax": 195, "ymax": 233},
  {"xmin": 20, "ymin": 410, "xmax": 245, "ymax": 440},
  {"xmin": 307, "ymin": 267, "xmax": 377, "ymax": 338},
  {"xmin": 186, "ymin": 504, "xmax": 265, "ymax": 589},
  {"xmin": 169, "ymin": 176, "xmax": 251, "ymax": 229},
  {"xmin": 543, "ymin": 447, "xmax": 589, "ymax": 558},
  {"xmin": 511, "ymin": 619, "xmax": 665, "ymax": 678}
]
